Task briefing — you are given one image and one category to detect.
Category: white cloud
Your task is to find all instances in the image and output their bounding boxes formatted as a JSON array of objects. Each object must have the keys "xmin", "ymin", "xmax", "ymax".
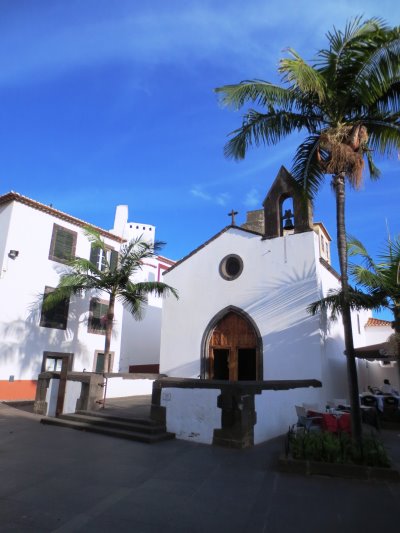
[
  {"xmin": 244, "ymin": 188, "xmax": 261, "ymax": 208},
  {"xmin": 190, "ymin": 186, "xmax": 211, "ymax": 202},
  {"xmin": 190, "ymin": 185, "xmax": 230, "ymax": 206},
  {"xmin": 216, "ymin": 193, "xmax": 230, "ymax": 206},
  {"xmin": 2, "ymin": 0, "xmax": 397, "ymax": 87}
]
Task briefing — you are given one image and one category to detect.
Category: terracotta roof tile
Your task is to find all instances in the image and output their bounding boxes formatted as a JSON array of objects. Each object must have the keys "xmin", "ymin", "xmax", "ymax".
[{"xmin": 365, "ymin": 317, "xmax": 392, "ymax": 327}]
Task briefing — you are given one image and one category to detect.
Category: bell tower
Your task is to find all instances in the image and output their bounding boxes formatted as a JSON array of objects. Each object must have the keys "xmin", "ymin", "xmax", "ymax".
[{"xmin": 263, "ymin": 166, "xmax": 313, "ymax": 239}]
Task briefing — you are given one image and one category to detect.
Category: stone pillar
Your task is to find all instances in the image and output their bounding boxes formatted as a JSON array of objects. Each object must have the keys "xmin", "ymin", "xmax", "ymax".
[
  {"xmin": 213, "ymin": 390, "xmax": 257, "ymax": 449},
  {"xmin": 33, "ymin": 372, "xmax": 52, "ymax": 415},
  {"xmin": 74, "ymin": 373, "xmax": 104, "ymax": 411},
  {"xmin": 150, "ymin": 380, "xmax": 166, "ymax": 424}
]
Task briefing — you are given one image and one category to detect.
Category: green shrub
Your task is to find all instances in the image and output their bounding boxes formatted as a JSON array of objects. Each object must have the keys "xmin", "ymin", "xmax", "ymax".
[{"xmin": 287, "ymin": 429, "xmax": 390, "ymax": 467}]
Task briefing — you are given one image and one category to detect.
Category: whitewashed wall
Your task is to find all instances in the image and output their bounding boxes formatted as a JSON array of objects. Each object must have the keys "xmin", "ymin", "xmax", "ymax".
[
  {"xmin": 360, "ymin": 322, "xmax": 399, "ymax": 391},
  {"xmin": 0, "ymin": 203, "xmax": 13, "ymax": 278},
  {"xmin": 0, "ymin": 200, "xmax": 123, "ymax": 383},
  {"xmin": 364, "ymin": 324, "xmax": 393, "ymax": 345},
  {"xmin": 357, "ymin": 359, "xmax": 399, "ymax": 392},
  {"xmin": 161, "ymin": 387, "xmax": 221, "ymax": 444},
  {"xmin": 44, "ymin": 378, "xmax": 59, "ymax": 417},
  {"xmin": 118, "ymin": 256, "xmax": 166, "ymax": 371},
  {"xmin": 105, "ymin": 376, "xmax": 154, "ymax": 397},
  {"xmin": 316, "ymin": 254, "xmax": 350, "ymax": 402},
  {"xmin": 119, "ymin": 305, "xmax": 163, "ymax": 370},
  {"xmin": 254, "ymin": 386, "xmax": 321, "ymax": 444},
  {"xmin": 63, "ymin": 380, "xmax": 82, "ymax": 413},
  {"xmin": 160, "ymin": 385, "xmax": 322, "ymax": 445},
  {"xmin": 161, "ymin": 229, "xmax": 324, "ymax": 383}
]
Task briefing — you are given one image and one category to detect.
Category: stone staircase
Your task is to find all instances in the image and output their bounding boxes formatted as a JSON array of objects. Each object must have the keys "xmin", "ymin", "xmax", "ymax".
[{"xmin": 41, "ymin": 410, "xmax": 175, "ymax": 444}]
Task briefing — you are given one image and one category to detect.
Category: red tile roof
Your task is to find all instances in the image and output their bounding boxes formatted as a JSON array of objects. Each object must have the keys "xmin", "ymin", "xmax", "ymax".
[{"xmin": 365, "ymin": 317, "xmax": 392, "ymax": 327}]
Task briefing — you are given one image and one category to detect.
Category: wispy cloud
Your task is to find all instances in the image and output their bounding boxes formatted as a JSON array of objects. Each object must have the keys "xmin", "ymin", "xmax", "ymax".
[
  {"xmin": 244, "ymin": 188, "xmax": 261, "ymax": 208},
  {"xmin": 1, "ymin": 0, "xmax": 393, "ymax": 87},
  {"xmin": 190, "ymin": 185, "xmax": 230, "ymax": 206}
]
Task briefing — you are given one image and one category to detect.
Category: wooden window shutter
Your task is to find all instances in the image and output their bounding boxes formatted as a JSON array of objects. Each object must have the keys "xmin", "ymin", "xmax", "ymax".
[
  {"xmin": 109, "ymin": 250, "xmax": 118, "ymax": 271},
  {"xmin": 49, "ymin": 224, "xmax": 77, "ymax": 264},
  {"xmin": 88, "ymin": 298, "xmax": 109, "ymax": 334},
  {"xmin": 40, "ymin": 286, "xmax": 70, "ymax": 330},
  {"xmin": 90, "ymin": 245, "xmax": 101, "ymax": 267},
  {"xmin": 54, "ymin": 228, "xmax": 73, "ymax": 260}
]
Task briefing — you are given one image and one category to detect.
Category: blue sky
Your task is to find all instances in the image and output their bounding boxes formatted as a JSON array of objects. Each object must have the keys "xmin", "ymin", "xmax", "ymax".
[{"xmin": 0, "ymin": 0, "xmax": 399, "ymax": 317}]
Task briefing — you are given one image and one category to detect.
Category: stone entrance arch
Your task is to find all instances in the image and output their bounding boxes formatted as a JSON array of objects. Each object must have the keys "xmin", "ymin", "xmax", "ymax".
[{"xmin": 201, "ymin": 307, "xmax": 263, "ymax": 381}]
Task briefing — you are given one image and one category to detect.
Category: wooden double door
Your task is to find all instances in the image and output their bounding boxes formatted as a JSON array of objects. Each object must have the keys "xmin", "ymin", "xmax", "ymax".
[{"xmin": 208, "ymin": 312, "xmax": 260, "ymax": 381}]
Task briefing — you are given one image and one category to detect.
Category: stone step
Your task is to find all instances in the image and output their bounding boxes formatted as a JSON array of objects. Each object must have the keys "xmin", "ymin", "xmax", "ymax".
[
  {"xmin": 59, "ymin": 413, "xmax": 166, "ymax": 434},
  {"xmin": 76, "ymin": 410, "xmax": 158, "ymax": 426},
  {"xmin": 41, "ymin": 417, "xmax": 175, "ymax": 444}
]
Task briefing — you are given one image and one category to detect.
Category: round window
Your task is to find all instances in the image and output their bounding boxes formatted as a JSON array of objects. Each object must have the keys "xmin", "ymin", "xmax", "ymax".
[{"xmin": 219, "ymin": 254, "xmax": 243, "ymax": 281}]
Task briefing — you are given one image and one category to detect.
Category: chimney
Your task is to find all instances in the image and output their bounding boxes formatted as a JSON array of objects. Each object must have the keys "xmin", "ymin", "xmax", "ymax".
[{"xmin": 113, "ymin": 205, "xmax": 128, "ymax": 237}]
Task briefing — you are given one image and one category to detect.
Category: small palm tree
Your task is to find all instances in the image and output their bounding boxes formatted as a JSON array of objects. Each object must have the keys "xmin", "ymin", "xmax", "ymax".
[
  {"xmin": 309, "ymin": 235, "xmax": 400, "ymax": 383},
  {"xmin": 215, "ymin": 17, "xmax": 400, "ymax": 444},
  {"xmin": 42, "ymin": 228, "xmax": 178, "ymax": 372}
]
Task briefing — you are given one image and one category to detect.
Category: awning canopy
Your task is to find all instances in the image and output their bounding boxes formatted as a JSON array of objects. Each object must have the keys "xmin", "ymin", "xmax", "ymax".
[{"xmin": 354, "ymin": 342, "xmax": 396, "ymax": 361}]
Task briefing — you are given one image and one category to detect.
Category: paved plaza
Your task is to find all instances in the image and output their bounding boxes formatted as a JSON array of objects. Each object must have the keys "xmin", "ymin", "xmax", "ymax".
[{"xmin": 0, "ymin": 402, "xmax": 400, "ymax": 532}]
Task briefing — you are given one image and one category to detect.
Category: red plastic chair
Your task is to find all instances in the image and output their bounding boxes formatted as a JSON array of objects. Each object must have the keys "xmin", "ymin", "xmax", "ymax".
[
  {"xmin": 322, "ymin": 414, "xmax": 338, "ymax": 432},
  {"xmin": 337, "ymin": 413, "xmax": 351, "ymax": 433}
]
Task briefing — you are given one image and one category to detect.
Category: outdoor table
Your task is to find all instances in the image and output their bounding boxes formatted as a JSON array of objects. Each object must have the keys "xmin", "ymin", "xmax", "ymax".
[
  {"xmin": 321, "ymin": 411, "xmax": 351, "ymax": 433},
  {"xmin": 360, "ymin": 393, "xmax": 400, "ymax": 412},
  {"xmin": 306, "ymin": 409, "xmax": 351, "ymax": 433}
]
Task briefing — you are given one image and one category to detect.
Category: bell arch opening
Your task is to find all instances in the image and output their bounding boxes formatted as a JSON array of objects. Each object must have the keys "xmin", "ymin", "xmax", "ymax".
[
  {"xmin": 201, "ymin": 307, "xmax": 263, "ymax": 381},
  {"xmin": 280, "ymin": 196, "xmax": 294, "ymax": 235}
]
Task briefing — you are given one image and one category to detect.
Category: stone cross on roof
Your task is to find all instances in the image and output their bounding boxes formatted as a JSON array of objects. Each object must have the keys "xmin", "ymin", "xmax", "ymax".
[{"xmin": 228, "ymin": 209, "xmax": 238, "ymax": 225}]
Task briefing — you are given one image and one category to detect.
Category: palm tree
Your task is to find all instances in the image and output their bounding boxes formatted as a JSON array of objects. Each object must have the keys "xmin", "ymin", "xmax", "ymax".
[
  {"xmin": 42, "ymin": 228, "xmax": 178, "ymax": 372},
  {"xmin": 215, "ymin": 17, "xmax": 400, "ymax": 444},
  {"xmin": 309, "ymin": 235, "xmax": 400, "ymax": 384}
]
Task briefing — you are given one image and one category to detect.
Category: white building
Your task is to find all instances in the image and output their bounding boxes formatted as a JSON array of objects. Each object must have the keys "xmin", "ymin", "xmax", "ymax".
[
  {"xmin": 0, "ymin": 192, "xmax": 173, "ymax": 401},
  {"xmin": 356, "ymin": 318, "xmax": 398, "ymax": 393},
  {"xmin": 157, "ymin": 167, "xmax": 383, "ymax": 444},
  {"xmin": 109, "ymin": 205, "xmax": 175, "ymax": 373}
]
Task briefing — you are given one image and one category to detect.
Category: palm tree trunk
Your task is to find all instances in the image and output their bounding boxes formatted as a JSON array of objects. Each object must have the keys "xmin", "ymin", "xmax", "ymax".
[
  {"xmin": 103, "ymin": 293, "xmax": 115, "ymax": 373},
  {"xmin": 334, "ymin": 173, "xmax": 363, "ymax": 446}
]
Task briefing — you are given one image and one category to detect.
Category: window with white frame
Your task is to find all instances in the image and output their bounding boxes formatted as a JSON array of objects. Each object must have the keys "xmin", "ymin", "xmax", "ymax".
[{"xmin": 90, "ymin": 245, "xmax": 118, "ymax": 272}]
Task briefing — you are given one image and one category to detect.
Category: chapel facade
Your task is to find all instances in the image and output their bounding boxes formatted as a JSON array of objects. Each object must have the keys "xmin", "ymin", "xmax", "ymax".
[{"xmin": 159, "ymin": 167, "xmax": 370, "ymax": 406}]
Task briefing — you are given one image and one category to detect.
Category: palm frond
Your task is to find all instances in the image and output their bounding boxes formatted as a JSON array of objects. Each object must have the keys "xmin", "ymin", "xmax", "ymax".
[
  {"xmin": 132, "ymin": 281, "xmax": 179, "ymax": 299},
  {"xmin": 291, "ymin": 135, "xmax": 326, "ymax": 199},
  {"xmin": 350, "ymin": 266, "xmax": 383, "ymax": 290},
  {"xmin": 347, "ymin": 234, "xmax": 400, "ymax": 311},
  {"xmin": 224, "ymin": 109, "xmax": 321, "ymax": 160},
  {"xmin": 352, "ymin": 29, "xmax": 400, "ymax": 105},
  {"xmin": 118, "ymin": 291, "xmax": 147, "ymax": 320},
  {"xmin": 367, "ymin": 81, "xmax": 400, "ymax": 117},
  {"xmin": 214, "ymin": 80, "xmax": 295, "ymax": 110},
  {"xmin": 83, "ymin": 226, "xmax": 108, "ymax": 251},
  {"xmin": 40, "ymin": 277, "xmax": 87, "ymax": 311},
  {"xmin": 320, "ymin": 17, "xmax": 387, "ymax": 77},
  {"xmin": 347, "ymin": 235, "xmax": 375, "ymax": 263},
  {"xmin": 364, "ymin": 150, "xmax": 381, "ymax": 180},
  {"xmin": 364, "ymin": 120, "xmax": 400, "ymax": 157},
  {"xmin": 69, "ymin": 257, "xmax": 102, "ymax": 276},
  {"xmin": 279, "ymin": 48, "xmax": 327, "ymax": 101},
  {"xmin": 307, "ymin": 287, "xmax": 386, "ymax": 320}
]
